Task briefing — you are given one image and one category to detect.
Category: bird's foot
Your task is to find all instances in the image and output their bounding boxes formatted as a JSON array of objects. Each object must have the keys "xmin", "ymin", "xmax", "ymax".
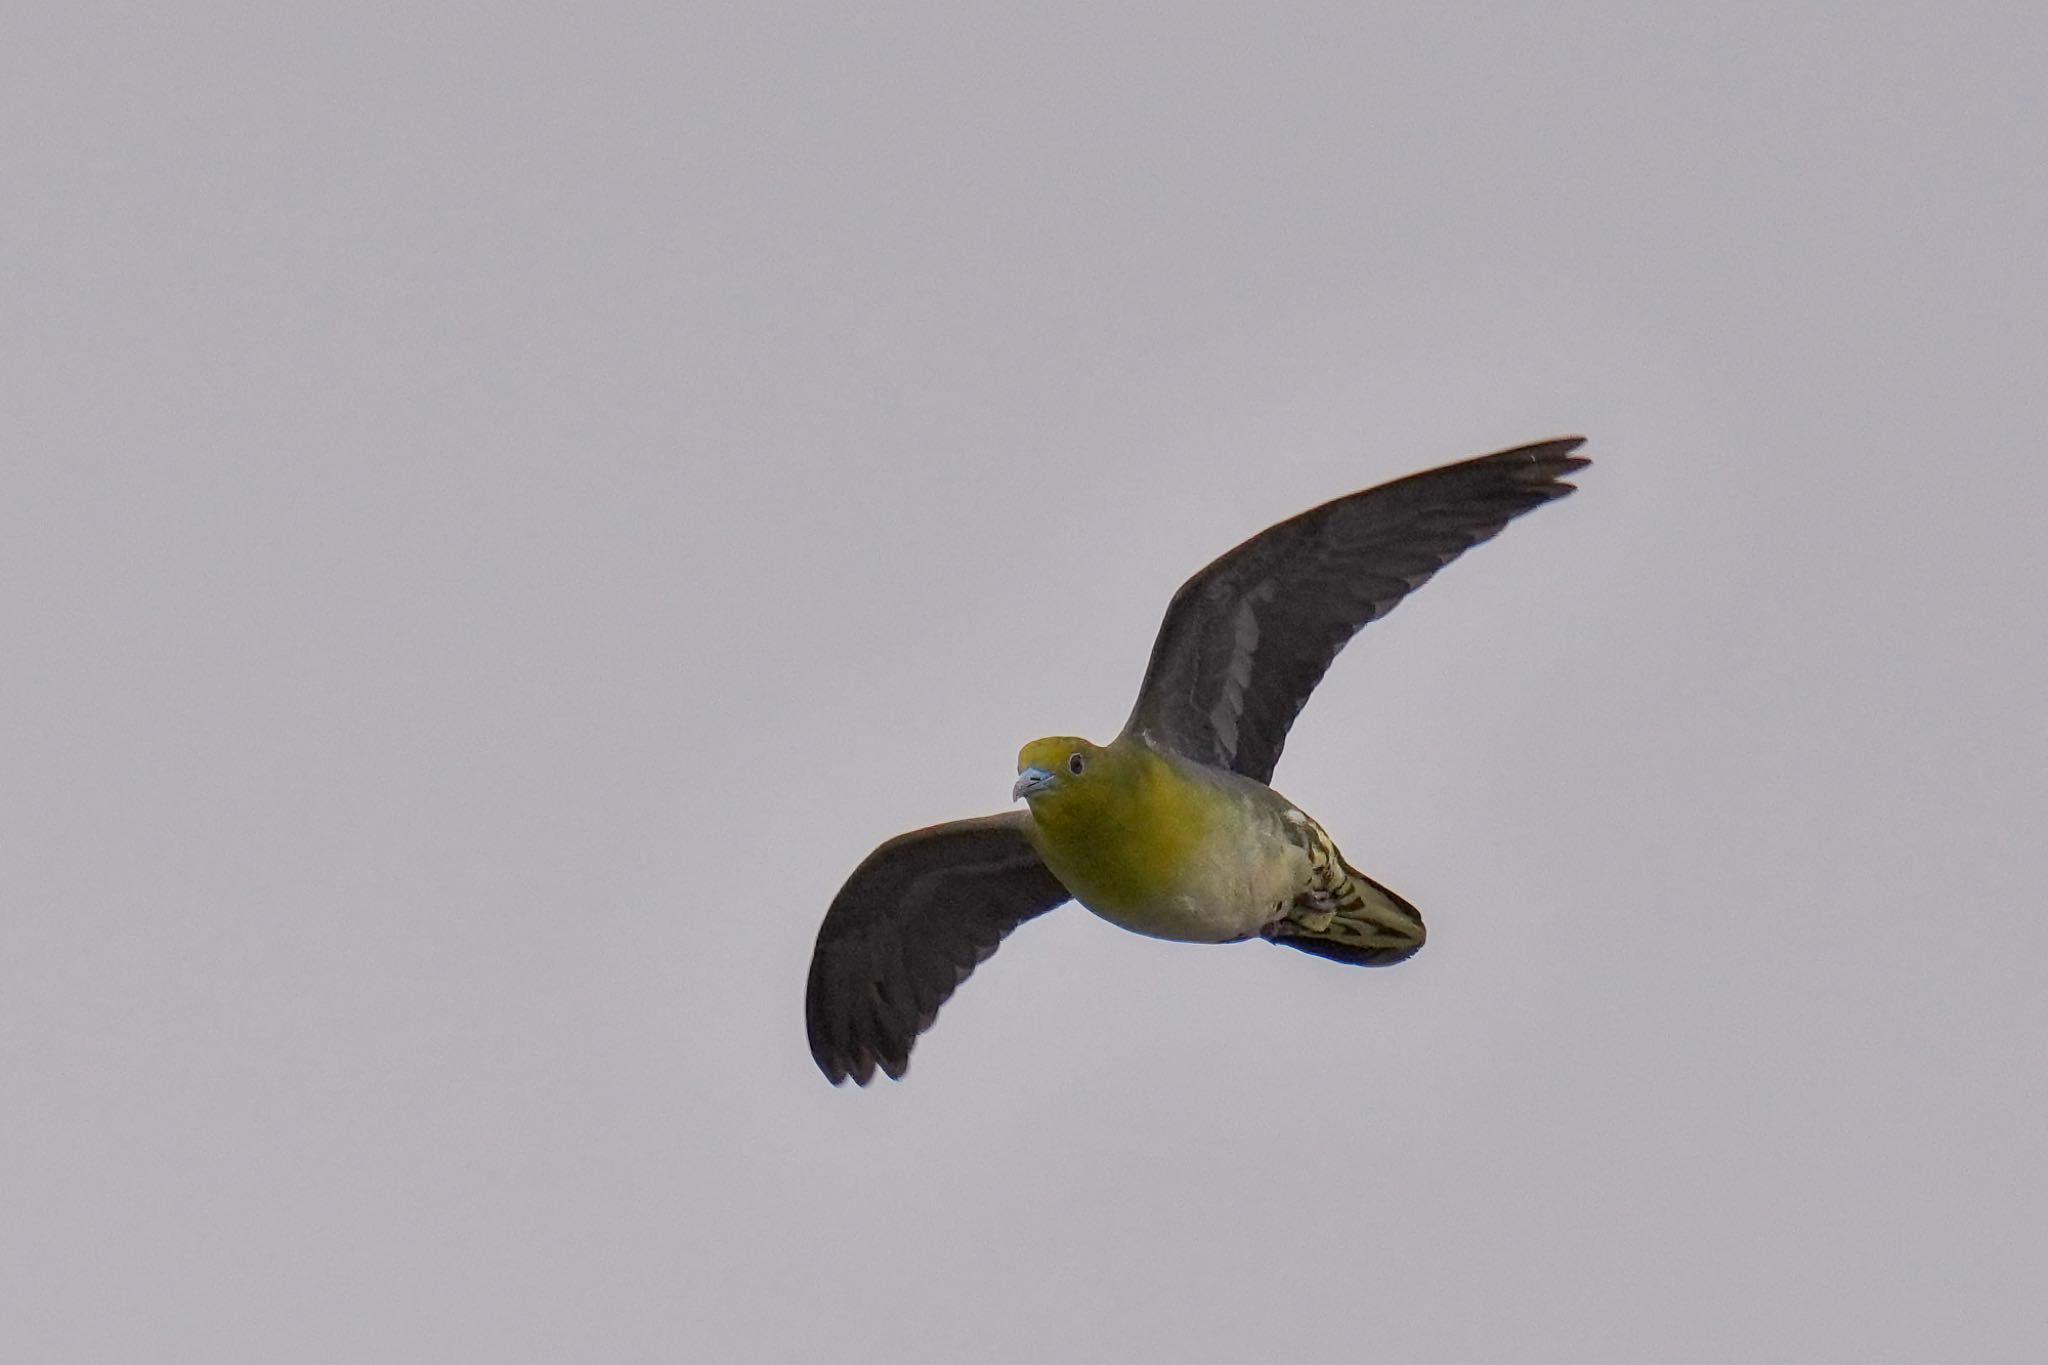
[{"xmin": 1291, "ymin": 906, "xmax": 1336, "ymax": 934}]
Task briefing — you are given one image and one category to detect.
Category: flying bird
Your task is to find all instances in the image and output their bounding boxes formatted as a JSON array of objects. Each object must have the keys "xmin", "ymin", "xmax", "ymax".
[{"xmin": 806, "ymin": 437, "xmax": 1588, "ymax": 1084}]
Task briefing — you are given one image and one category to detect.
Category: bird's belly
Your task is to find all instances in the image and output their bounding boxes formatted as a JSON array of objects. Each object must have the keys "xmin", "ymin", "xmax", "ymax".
[
  {"xmin": 1067, "ymin": 838, "xmax": 1304, "ymax": 944},
  {"xmin": 1075, "ymin": 889, "xmax": 1270, "ymax": 943},
  {"xmin": 1026, "ymin": 768, "xmax": 1311, "ymax": 945}
]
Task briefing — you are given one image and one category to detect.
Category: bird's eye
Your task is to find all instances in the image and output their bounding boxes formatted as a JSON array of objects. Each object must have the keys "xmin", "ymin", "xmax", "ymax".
[{"xmin": 1067, "ymin": 753, "xmax": 1086, "ymax": 776}]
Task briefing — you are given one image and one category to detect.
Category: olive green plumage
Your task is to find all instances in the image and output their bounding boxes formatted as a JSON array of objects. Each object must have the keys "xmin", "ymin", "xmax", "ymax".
[{"xmin": 806, "ymin": 437, "xmax": 1589, "ymax": 1085}]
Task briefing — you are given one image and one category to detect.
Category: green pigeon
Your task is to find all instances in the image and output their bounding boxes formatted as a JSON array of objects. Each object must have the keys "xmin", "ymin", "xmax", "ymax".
[{"xmin": 806, "ymin": 437, "xmax": 1589, "ymax": 1084}]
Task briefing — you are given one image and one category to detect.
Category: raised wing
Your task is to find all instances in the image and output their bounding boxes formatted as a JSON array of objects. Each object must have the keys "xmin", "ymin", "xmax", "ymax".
[
  {"xmin": 1121, "ymin": 437, "xmax": 1588, "ymax": 781},
  {"xmin": 806, "ymin": 812, "xmax": 1069, "ymax": 1085}
]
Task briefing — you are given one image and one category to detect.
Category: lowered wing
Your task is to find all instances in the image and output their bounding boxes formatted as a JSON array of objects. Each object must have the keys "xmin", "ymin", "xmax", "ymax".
[{"xmin": 806, "ymin": 812, "xmax": 1069, "ymax": 1084}]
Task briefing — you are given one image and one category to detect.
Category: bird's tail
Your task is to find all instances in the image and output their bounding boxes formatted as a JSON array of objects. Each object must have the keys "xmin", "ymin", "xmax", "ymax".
[{"xmin": 1264, "ymin": 859, "xmax": 1426, "ymax": 967}]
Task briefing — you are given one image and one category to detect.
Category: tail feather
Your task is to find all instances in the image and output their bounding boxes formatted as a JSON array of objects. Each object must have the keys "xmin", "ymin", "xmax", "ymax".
[{"xmin": 1265, "ymin": 862, "xmax": 1425, "ymax": 967}]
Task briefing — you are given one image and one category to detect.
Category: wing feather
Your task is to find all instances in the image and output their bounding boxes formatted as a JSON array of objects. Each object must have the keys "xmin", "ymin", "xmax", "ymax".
[
  {"xmin": 805, "ymin": 812, "xmax": 1069, "ymax": 1085},
  {"xmin": 1121, "ymin": 438, "xmax": 1589, "ymax": 780}
]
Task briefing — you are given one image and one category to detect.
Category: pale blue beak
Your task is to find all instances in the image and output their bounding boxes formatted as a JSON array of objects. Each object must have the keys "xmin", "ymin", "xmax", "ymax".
[{"xmin": 1012, "ymin": 766, "xmax": 1056, "ymax": 801}]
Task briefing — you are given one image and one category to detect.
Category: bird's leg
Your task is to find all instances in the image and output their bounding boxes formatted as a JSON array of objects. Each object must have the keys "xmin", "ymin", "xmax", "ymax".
[
  {"xmin": 1277, "ymin": 811, "xmax": 1348, "ymax": 935},
  {"xmin": 1291, "ymin": 900, "xmax": 1338, "ymax": 934}
]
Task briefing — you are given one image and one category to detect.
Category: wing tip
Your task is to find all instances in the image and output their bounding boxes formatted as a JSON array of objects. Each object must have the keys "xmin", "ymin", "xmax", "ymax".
[
  {"xmin": 813, "ymin": 1047, "xmax": 893, "ymax": 1087},
  {"xmin": 1495, "ymin": 435, "xmax": 1591, "ymax": 497}
]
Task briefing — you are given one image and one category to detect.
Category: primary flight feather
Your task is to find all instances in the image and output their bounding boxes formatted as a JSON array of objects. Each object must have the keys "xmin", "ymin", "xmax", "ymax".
[{"xmin": 806, "ymin": 437, "xmax": 1589, "ymax": 1085}]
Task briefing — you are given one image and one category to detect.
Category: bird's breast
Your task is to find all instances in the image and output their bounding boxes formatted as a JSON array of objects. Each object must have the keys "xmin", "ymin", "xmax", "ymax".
[{"xmin": 1027, "ymin": 779, "xmax": 1305, "ymax": 944}]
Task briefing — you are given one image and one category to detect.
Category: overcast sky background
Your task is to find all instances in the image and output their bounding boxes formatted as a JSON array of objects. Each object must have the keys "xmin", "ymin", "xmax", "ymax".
[{"xmin": 6, "ymin": 3, "xmax": 2045, "ymax": 1361}]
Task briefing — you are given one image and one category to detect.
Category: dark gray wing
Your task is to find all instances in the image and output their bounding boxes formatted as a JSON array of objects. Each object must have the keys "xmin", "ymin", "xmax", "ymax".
[
  {"xmin": 806, "ymin": 811, "xmax": 1069, "ymax": 1085},
  {"xmin": 1122, "ymin": 437, "xmax": 1589, "ymax": 782}
]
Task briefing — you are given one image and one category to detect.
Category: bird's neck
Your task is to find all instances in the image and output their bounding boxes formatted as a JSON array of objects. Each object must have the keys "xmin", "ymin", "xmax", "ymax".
[{"xmin": 1025, "ymin": 744, "xmax": 1220, "ymax": 913}]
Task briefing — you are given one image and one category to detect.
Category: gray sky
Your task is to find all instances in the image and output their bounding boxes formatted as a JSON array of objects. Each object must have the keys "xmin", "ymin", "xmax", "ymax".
[{"xmin": 6, "ymin": 3, "xmax": 2045, "ymax": 1361}]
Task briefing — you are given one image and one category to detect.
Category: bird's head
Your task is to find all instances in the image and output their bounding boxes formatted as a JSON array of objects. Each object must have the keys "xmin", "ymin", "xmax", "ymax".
[{"xmin": 1012, "ymin": 736, "xmax": 1110, "ymax": 810}]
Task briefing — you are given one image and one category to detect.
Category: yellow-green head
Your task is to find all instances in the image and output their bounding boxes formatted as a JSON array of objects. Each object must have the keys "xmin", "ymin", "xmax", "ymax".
[
  {"xmin": 1013, "ymin": 736, "xmax": 1144, "ymax": 834},
  {"xmin": 1013, "ymin": 736, "xmax": 1101, "ymax": 801}
]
